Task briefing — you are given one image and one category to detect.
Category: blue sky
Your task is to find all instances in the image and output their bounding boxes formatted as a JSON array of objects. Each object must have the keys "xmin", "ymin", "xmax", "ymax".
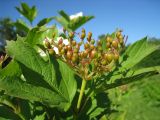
[{"xmin": 0, "ymin": 0, "xmax": 160, "ymax": 43}]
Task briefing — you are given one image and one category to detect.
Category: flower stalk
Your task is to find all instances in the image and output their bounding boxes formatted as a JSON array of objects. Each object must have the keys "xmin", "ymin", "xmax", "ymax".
[{"xmin": 77, "ymin": 79, "xmax": 87, "ymax": 111}]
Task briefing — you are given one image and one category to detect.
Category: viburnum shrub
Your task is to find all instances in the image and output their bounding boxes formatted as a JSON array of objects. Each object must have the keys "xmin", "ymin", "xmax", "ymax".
[
  {"xmin": 44, "ymin": 29, "xmax": 125, "ymax": 110},
  {"xmin": 0, "ymin": 3, "xmax": 160, "ymax": 120}
]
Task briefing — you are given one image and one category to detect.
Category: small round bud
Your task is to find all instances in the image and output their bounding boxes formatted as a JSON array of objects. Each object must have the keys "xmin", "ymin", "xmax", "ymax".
[
  {"xmin": 60, "ymin": 49, "xmax": 65, "ymax": 55},
  {"xmin": 90, "ymin": 44, "xmax": 95, "ymax": 50},
  {"xmin": 69, "ymin": 32, "xmax": 74, "ymax": 39},
  {"xmin": 114, "ymin": 53, "xmax": 119, "ymax": 61},
  {"xmin": 67, "ymin": 45, "xmax": 72, "ymax": 51},
  {"xmin": 83, "ymin": 50, "xmax": 89, "ymax": 58},
  {"xmin": 87, "ymin": 32, "xmax": 92, "ymax": 42},
  {"xmin": 81, "ymin": 32, "xmax": 86, "ymax": 40},
  {"xmin": 116, "ymin": 31, "xmax": 121, "ymax": 38},
  {"xmin": 48, "ymin": 49, "xmax": 55, "ymax": 55},
  {"xmin": 112, "ymin": 40, "xmax": 118, "ymax": 49},
  {"xmin": 66, "ymin": 51, "xmax": 73, "ymax": 59},
  {"xmin": 91, "ymin": 39, "xmax": 95, "ymax": 44},
  {"xmin": 72, "ymin": 53, "xmax": 78, "ymax": 63},
  {"xmin": 104, "ymin": 53, "xmax": 113, "ymax": 63},
  {"xmin": 106, "ymin": 36, "xmax": 112, "ymax": 43},
  {"xmin": 106, "ymin": 42, "xmax": 111, "ymax": 48},
  {"xmin": 90, "ymin": 50, "xmax": 97, "ymax": 59},
  {"xmin": 72, "ymin": 40, "xmax": 77, "ymax": 46},
  {"xmin": 45, "ymin": 40, "xmax": 51, "ymax": 48},
  {"xmin": 84, "ymin": 43, "xmax": 90, "ymax": 49}
]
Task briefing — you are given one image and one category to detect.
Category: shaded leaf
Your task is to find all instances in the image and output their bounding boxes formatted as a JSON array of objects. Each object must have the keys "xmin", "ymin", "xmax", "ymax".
[{"xmin": 37, "ymin": 17, "xmax": 54, "ymax": 27}]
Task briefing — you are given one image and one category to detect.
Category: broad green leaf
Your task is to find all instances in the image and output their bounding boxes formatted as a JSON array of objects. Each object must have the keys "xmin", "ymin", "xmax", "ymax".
[
  {"xmin": 37, "ymin": 17, "xmax": 54, "ymax": 27},
  {"xmin": 6, "ymin": 40, "xmax": 77, "ymax": 110},
  {"xmin": 69, "ymin": 16, "xmax": 94, "ymax": 31},
  {"xmin": 96, "ymin": 70, "xmax": 157, "ymax": 92},
  {"xmin": 0, "ymin": 76, "xmax": 65, "ymax": 106},
  {"xmin": 14, "ymin": 19, "xmax": 30, "ymax": 33},
  {"xmin": 25, "ymin": 26, "xmax": 58, "ymax": 46},
  {"xmin": 120, "ymin": 37, "xmax": 160, "ymax": 69}
]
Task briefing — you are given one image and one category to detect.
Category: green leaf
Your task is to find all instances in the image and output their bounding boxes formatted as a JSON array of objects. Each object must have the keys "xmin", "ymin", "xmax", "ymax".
[
  {"xmin": 14, "ymin": 19, "xmax": 30, "ymax": 33},
  {"xmin": 120, "ymin": 37, "xmax": 160, "ymax": 69},
  {"xmin": 6, "ymin": 39, "xmax": 77, "ymax": 110},
  {"xmin": 25, "ymin": 26, "xmax": 58, "ymax": 46},
  {"xmin": 53, "ymin": 10, "xmax": 94, "ymax": 31},
  {"xmin": 0, "ymin": 60, "xmax": 21, "ymax": 77},
  {"xmin": 34, "ymin": 112, "xmax": 46, "ymax": 120},
  {"xmin": 69, "ymin": 16, "xmax": 94, "ymax": 31},
  {"xmin": 58, "ymin": 10, "xmax": 70, "ymax": 21},
  {"xmin": 0, "ymin": 76, "xmax": 65, "ymax": 107},
  {"xmin": 37, "ymin": 17, "xmax": 54, "ymax": 27},
  {"xmin": 15, "ymin": 3, "xmax": 37, "ymax": 24}
]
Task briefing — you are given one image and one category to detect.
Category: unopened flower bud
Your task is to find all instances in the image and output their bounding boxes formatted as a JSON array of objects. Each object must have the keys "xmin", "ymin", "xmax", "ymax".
[
  {"xmin": 84, "ymin": 43, "xmax": 89, "ymax": 49},
  {"xmin": 90, "ymin": 50, "xmax": 97, "ymax": 59},
  {"xmin": 112, "ymin": 40, "xmax": 118, "ymax": 49},
  {"xmin": 48, "ymin": 49, "xmax": 55, "ymax": 55},
  {"xmin": 114, "ymin": 53, "xmax": 119, "ymax": 61},
  {"xmin": 66, "ymin": 51, "xmax": 73, "ymax": 59},
  {"xmin": 81, "ymin": 32, "xmax": 86, "ymax": 40},
  {"xmin": 67, "ymin": 45, "xmax": 72, "ymax": 51},
  {"xmin": 72, "ymin": 40, "xmax": 77, "ymax": 46},
  {"xmin": 87, "ymin": 32, "xmax": 92, "ymax": 42},
  {"xmin": 116, "ymin": 31, "xmax": 121, "ymax": 38},
  {"xmin": 104, "ymin": 53, "xmax": 113, "ymax": 63},
  {"xmin": 91, "ymin": 39, "xmax": 95, "ymax": 44},
  {"xmin": 69, "ymin": 32, "xmax": 74, "ymax": 39},
  {"xmin": 45, "ymin": 40, "xmax": 51, "ymax": 48},
  {"xmin": 106, "ymin": 36, "xmax": 112, "ymax": 43},
  {"xmin": 106, "ymin": 42, "xmax": 111, "ymax": 48},
  {"xmin": 72, "ymin": 53, "xmax": 78, "ymax": 63}
]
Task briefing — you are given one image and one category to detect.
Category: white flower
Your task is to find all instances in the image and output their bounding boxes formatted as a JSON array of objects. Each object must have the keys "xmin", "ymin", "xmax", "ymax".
[
  {"xmin": 70, "ymin": 12, "xmax": 83, "ymax": 20},
  {"xmin": 38, "ymin": 49, "xmax": 47, "ymax": 57},
  {"xmin": 56, "ymin": 37, "xmax": 69, "ymax": 45}
]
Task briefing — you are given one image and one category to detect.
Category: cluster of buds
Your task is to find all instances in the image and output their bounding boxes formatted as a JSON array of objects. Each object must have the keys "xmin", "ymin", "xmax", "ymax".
[{"xmin": 43, "ymin": 29, "xmax": 125, "ymax": 80}]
